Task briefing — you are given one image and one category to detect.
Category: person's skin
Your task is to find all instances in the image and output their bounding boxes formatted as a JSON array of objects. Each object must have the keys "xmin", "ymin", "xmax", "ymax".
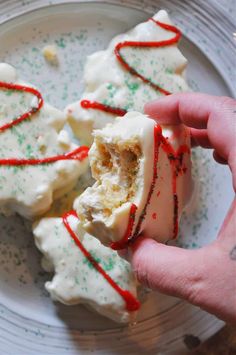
[{"xmin": 130, "ymin": 93, "xmax": 236, "ymax": 325}]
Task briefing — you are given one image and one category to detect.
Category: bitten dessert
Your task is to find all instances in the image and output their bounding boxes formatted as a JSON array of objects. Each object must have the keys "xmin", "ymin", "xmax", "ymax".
[
  {"xmin": 66, "ymin": 10, "xmax": 188, "ymax": 145},
  {"xmin": 0, "ymin": 63, "xmax": 88, "ymax": 219},
  {"xmin": 75, "ymin": 112, "xmax": 193, "ymax": 249}
]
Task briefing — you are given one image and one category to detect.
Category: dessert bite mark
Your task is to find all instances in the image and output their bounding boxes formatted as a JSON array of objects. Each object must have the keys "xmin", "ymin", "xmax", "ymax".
[
  {"xmin": 111, "ymin": 124, "xmax": 162, "ymax": 250},
  {"xmin": 62, "ymin": 210, "xmax": 140, "ymax": 312},
  {"xmin": 80, "ymin": 137, "xmax": 142, "ymax": 224}
]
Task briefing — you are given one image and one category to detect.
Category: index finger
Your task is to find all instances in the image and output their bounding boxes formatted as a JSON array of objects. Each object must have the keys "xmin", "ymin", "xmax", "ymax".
[{"xmin": 145, "ymin": 92, "xmax": 217, "ymax": 128}]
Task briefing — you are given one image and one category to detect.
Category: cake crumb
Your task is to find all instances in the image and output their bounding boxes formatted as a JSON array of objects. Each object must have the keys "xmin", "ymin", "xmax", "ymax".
[{"xmin": 42, "ymin": 45, "xmax": 59, "ymax": 65}]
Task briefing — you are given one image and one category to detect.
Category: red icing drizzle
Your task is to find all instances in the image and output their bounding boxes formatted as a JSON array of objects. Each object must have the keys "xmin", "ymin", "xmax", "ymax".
[
  {"xmin": 62, "ymin": 210, "xmax": 140, "ymax": 312},
  {"xmin": 0, "ymin": 82, "xmax": 43, "ymax": 132},
  {"xmin": 111, "ymin": 125, "xmax": 190, "ymax": 250},
  {"xmin": 133, "ymin": 124, "xmax": 162, "ymax": 238},
  {"xmin": 110, "ymin": 203, "xmax": 137, "ymax": 250},
  {"xmin": 0, "ymin": 82, "xmax": 88, "ymax": 166},
  {"xmin": 80, "ymin": 18, "xmax": 181, "ymax": 113},
  {"xmin": 0, "ymin": 146, "xmax": 89, "ymax": 166},
  {"xmin": 81, "ymin": 100, "xmax": 127, "ymax": 117},
  {"xmin": 159, "ymin": 137, "xmax": 190, "ymax": 237},
  {"xmin": 114, "ymin": 18, "xmax": 181, "ymax": 96}
]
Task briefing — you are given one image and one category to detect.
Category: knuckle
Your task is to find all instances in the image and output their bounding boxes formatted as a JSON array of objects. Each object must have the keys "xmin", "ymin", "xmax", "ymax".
[
  {"xmin": 132, "ymin": 255, "xmax": 161, "ymax": 291},
  {"xmin": 184, "ymin": 257, "xmax": 208, "ymax": 307},
  {"xmin": 133, "ymin": 261, "xmax": 150, "ymax": 288},
  {"xmin": 186, "ymin": 280, "xmax": 205, "ymax": 306}
]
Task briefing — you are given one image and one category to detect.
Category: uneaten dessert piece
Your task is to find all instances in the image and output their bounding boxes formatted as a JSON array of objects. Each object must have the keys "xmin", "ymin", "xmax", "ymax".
[
  {"xmin": 75, "ymin": 112, "xmax": 193, "ymax": 248},
  {"xmin": 0, "ymin": 63, "xmax": 88, "ymax": 219},
  {"xmin": 66, "ymin": 9, "xmax": 189, "ymax": 145},
  {"xmin": 33, "ymin": 207, "xmax": 140, "ymax": 323}
]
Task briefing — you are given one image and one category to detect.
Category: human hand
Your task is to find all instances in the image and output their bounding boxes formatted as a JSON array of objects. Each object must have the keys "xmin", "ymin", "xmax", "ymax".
[{"xmin": 130, "ymin": 93, "xmax": 236, "ymax": 324}]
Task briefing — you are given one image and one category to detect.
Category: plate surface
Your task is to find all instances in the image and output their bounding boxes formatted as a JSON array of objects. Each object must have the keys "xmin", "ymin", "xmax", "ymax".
[{"xmin": 0, "ymin": 1, "xmax": 235, "ymax": 354}]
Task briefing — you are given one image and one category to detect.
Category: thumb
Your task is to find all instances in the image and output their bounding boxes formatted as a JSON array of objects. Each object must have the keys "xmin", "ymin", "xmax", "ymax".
[
  {"xmin": 130, "ymin": 236, "xmax": 236, "ymax": 324},
  {"xmin": 130, "ymin": 237, "xmax": 205, "ymax": 302}
]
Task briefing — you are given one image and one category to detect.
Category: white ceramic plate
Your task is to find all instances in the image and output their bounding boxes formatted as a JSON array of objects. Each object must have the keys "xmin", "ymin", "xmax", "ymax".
[{"xmin": 0, "ymin": 1, "xmax": 235, "ymax": 354}]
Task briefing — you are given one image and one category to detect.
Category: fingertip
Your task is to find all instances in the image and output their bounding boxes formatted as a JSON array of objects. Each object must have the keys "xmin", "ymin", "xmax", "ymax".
[
  {"xmin": 144, "ymin": 98, "xmax": 163, "ymax": 113},
  {"xmin": 145, "ymin": 92, "xmax": 217, "ymax": 129},
  {"xmin": 129, "ymin": 237, "xmax": 206, "ymax": 303},
  {"xmin": 144, "ymin": 96, "xmax": 181, "ymax": 125},
  {"xmin": 144, "ymin": 99, "xmax": 163, "ymax": 120}
]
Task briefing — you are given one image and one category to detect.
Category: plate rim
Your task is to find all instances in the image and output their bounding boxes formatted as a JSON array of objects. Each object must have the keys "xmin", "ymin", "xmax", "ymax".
[
  {"xmin": 0, "ymin": 0, "xmax": 235, "ymax": 97},
  {"xmin": 0, "ymin": 0, "xmax": 233, "ymax": 352}
]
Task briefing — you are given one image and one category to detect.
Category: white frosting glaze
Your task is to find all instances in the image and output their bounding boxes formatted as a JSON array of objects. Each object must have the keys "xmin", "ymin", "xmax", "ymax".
[
  {"xmin": 33, "ymin": 214, "xmax": 138, "ymax": 323},
  {"xmin": 0, "ymin": 63, "xmax": 88, "ymax": 218},
  {"xmin": 66, "ymin": 10, "xmax": 189, "ymax": 145},
  {"xmin": 75, "ymin": 112, "xmax": 193, "ymax": 245}
]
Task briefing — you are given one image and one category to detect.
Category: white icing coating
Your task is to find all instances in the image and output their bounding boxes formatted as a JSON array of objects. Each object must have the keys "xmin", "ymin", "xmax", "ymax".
[
  {"xmin": 66, "ymin": 10, "xmax": 189, "ymax": 145},
  {"xmin": 0, "ymin": 63, "xmax": 88, "ymax": 218},
  {"xmin": 75, "ymin": 112, "xmax": 193, "ymax": 245},
  {"xmin": 33, "ymin": 215, "xmax": 138, "ymax": 323}
]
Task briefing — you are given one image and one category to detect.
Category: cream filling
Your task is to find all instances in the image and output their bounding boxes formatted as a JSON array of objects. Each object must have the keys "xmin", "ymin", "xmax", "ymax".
[{"xmin": 78, "ymin": 136, "xmax": 141, "ymax": 224}]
